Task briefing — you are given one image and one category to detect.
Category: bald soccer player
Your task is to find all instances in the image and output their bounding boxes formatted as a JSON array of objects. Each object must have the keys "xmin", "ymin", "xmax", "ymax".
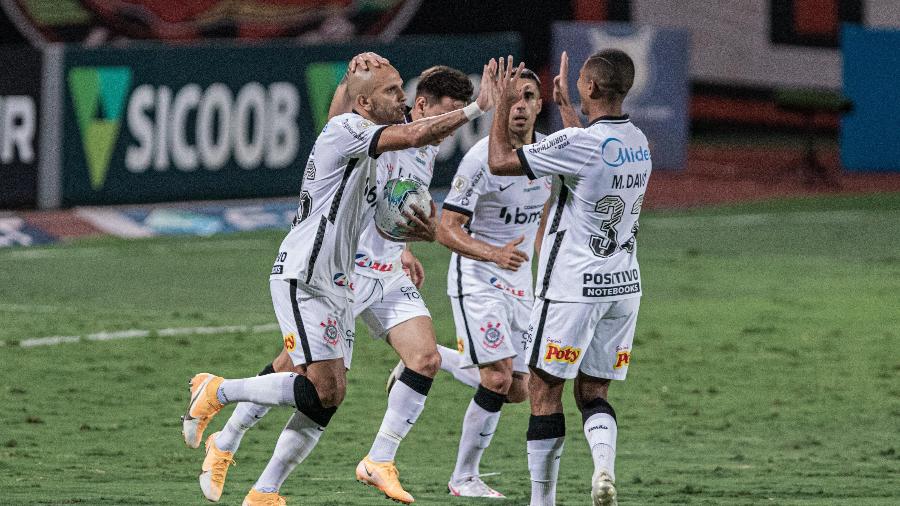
[{"xmin": 180, "ymin": 53, "xmax": 499, "ymax": 506}]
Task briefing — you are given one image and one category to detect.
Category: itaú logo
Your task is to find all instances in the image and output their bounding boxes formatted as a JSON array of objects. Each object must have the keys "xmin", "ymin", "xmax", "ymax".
[{"xmin": 600, "ymin": 137, "xmax": 650, "ymax": 167}]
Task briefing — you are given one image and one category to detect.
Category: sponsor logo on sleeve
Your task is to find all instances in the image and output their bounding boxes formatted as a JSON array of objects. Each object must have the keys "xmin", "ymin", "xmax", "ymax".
[
  {"xmin": 480, "ymin": 321, "xmax": 505, "ymax": 349},
  {"xmin": 451, "ymin": 174, "xmax": 469, "ymax": 193},
  {"xmin": 544, "ymin": 343, "xmax": 581, "ymax": 364},
  {"xmin": 528, "ymin": 134, "xmax": 568, "ymax": 154},
  {"xmin": 320, "ymin": 318, "xmax": 339, "ymax": 346},
  {"xmin": 283, "ymin": 332, "xmax": 296, "ymax": 352},
  {"xmin": 457, "ymin": 337, "xmax": 465, "ymax": 354}
]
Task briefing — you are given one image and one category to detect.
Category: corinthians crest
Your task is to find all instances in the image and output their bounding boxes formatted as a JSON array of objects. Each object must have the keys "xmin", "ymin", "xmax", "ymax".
[
  {"xmin": 480, "ymin": 321, "xmax": 505, "ymax": 349},
  {"xmin": 320, "ymin": 317, "xmax": 339, "ymax": 346}
]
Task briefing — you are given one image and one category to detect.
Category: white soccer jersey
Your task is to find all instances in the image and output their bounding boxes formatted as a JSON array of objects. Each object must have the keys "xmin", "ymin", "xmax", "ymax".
[
  {"xmin": 271, "ymin": 112, "xmax": 387, "ymax": 299},
  {"xmin": 518, "ymin": 115, "xmax": 651, "ymax": 302},
  {"xmin": 444, "ymin": 134, "xmax": 552, "ymax": 300},
  {"xmin": 353, "ymin": 142, "xmax": 439, "ymax": 279}
]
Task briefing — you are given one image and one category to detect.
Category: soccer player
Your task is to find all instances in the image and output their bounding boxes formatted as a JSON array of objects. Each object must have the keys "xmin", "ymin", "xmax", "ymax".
[
  {"xmin": 192, "ymin": 60, "xmax": 476, "ymax": 505},
  {"xmin": 181, "ymin": 55, "xmax": 498, "ymax": 506},
  {"xmin": 434, "ymin": 68, "xmax": 551, "ymax": 498},
  {"xmin": 487, "ymin": 52, "xmax": 651, "ymax": 506}
]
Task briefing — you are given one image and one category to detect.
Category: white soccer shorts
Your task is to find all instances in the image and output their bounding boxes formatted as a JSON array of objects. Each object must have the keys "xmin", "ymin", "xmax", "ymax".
[
  {"xmin": 450, "ymin": 291, "xmax": 531, "ymax": 374},
  {"xmin": 353, "ymin": 272, "xmax": 431, "ymax": 340},
  {"xmin": 524, "ymin": 296, "xmax": 640, "ymax": 380},
  {"xmin": 270, "ymin": 279, "xmax": 355, "ymax": 369}
]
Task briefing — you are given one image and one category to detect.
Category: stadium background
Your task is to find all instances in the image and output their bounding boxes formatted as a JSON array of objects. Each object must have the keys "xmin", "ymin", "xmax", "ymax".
[{"xmin": 1, "ymin": 1, "xmax": 898, "ymax": 504}]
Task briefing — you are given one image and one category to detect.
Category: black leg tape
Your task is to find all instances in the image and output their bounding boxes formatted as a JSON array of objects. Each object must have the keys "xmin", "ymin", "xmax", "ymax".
[
  {"xmin": 527, "ymin": 413, "xmax": 566, "ymax": 441},
  {"xmin": 473, "ymin": 384, "xmax": 506, "ymax": 413},
  {"xmin": 581, "ymin": 397, "xmax": 617, "ymax": 425},
  {"xmin": 292, "ymin": 375, "xmax": 337, "ymax": 427},
  {"xmin": 258, "ymin": 363, "xmax": 276, "ymax": 376},
  {"xmin": 398, "ymin": 368, "xmax": 434, "ymax": 396}
]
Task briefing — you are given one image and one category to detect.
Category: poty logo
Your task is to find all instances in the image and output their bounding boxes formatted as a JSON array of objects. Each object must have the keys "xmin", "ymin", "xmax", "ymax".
[
  {"xmin": 68, "ymin": 67, "xmax": 133, "ymax": 190},
  {"xmin": 283, "ymin": 332, "xmax": 296, "ymax": 352},
  {"xmin": 305, "ymin": 61, "xmax": 348, "ymax": 132},
  {"xmin": 614, "ymin": 350, "xmax": 631, "ymax": 369},
  {"xmin": 333, "ymin": 272, "xmax": 349, "ymax": 286},
  {"xmin": 600, "ymin": 137, "xmax": 650, "ymax": 167},
  {"xmin": 544, "ymin": 343, "xmax": 581, "ymax": 364}
]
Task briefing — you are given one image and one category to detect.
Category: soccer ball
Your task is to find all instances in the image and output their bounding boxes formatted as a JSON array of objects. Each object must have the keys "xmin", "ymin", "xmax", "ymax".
[{"xmin": 375, "ymin": 178, "xmax": 432, "ymax": 240}]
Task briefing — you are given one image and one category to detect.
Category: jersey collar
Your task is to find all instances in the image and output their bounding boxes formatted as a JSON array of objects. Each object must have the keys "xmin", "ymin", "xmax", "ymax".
[{"xmin": 587, "ymin": 114, "xmax": 630, "ymax": 127}]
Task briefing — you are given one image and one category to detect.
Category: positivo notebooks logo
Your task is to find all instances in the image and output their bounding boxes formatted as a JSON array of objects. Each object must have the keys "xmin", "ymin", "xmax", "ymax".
[
  {"xmin": 68, "ymin": 67, "xmax": 132, "ymax": 190},
  {"xmin": 305, "ymin": 61, "xmax": 348, "ymax": 132}
]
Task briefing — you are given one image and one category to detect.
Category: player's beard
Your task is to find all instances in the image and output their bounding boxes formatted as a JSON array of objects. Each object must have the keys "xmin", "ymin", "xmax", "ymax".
[{"xmin": 371, "ymin": 99, "xmax": 406, "ymax": 124}]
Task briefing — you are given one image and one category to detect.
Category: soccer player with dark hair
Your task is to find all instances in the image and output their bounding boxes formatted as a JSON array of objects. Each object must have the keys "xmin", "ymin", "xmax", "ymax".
[
  {"xmin": 486, "ymin": 49, "xmax": 650, "ymax": 506},
  {"xmin": 422, "ymin": 67, "xmax": 551, "ymax": 498}
]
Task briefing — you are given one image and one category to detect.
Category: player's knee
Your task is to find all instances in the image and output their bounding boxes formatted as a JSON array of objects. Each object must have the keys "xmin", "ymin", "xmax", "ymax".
[
  {"xmin": 408, "ymin": 349, "xmax": 441, "ymax": 378},
  {"xmin": 292, "ymin": 374, "xmax": 340, "ymax": 426},
  {"xmin": 505, "ymin": 374, "xmax": 529, "ymax": 403},
  {"xmin": 480, "ymin": 367, "xmax": 512, "ymax": 395}
]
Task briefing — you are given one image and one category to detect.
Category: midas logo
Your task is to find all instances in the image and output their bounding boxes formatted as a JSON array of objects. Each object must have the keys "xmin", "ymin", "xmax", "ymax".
[
  {"xmin": 283, "ymin": 332, "xmax": 297, "ymax": 352},
  {"xmin": 68, "ymin": 67, "xmax": 132, "ymax": 190},
  {"xmin": 544, "ymin": 343, "xmax": 581, "ymax": 364},
  {"xmin": 305, "ymin": 61, "xmax": 348, "ymax": 132},
  {"xmin": 614, "ymin": 350, "xmax": 631, "ymax": 369}
]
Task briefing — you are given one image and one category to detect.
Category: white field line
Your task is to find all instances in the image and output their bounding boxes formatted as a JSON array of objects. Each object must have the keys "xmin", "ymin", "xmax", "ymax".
[{"xmin": 7, "ymin": 323, "xmax": 279, "ymax": 348}]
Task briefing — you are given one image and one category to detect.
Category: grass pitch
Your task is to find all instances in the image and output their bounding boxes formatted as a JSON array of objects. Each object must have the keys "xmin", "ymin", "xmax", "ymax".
[{"xmin": 2, "ymin": 194, "xmax": 899, "ymax": 505}]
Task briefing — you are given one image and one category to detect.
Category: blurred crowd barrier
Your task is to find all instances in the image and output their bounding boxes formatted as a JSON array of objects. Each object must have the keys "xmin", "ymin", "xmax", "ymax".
[{"xmin": 1, "ymin": 34, "xmax": 519, "ymax": 209}]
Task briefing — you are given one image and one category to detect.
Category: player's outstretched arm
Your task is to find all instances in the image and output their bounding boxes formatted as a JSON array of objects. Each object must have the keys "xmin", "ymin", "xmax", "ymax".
[
  {"xmin": 436, "ymin": 207, "xmax": 528, "ymax": 271},
  {"xmin": 373, "ymin": 59, "xmax": 497, "ymax": 154},
  {"xmin": 488, "ymin": 56, "xmax": 527, "ymax": 176},
  {"xmin": 328, "ymin": 52, "xmax": 390, "ymax": 120},
  {"xmin": 554, "ymin": 51, "xmax": 584, "ymax": 128}
]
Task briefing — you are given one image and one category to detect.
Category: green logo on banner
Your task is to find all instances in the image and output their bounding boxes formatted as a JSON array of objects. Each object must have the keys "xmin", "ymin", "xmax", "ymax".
[
  {"xmin": 305, "ymin": 61, "xmax": 348, "ymax": 132},
  {"xmin": 68, "ymin": 67, "xmax": 132, "ymax": 190}
]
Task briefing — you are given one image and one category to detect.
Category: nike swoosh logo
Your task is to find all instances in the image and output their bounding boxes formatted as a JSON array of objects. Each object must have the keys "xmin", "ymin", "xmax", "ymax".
[
  {"xmin": 479, "ymin": 432, "xmax": 495, "ymax": 437},
  {"xmin": 364, "ymin": 464, "xmax": 374, "ymax": 477},
  {"xmin": 406, "ymin": 419, "xmax": 415, "ymax": 425},
  {"xmin": 499, "ymin": 183, "xmax": 514, "ymax": 192}
]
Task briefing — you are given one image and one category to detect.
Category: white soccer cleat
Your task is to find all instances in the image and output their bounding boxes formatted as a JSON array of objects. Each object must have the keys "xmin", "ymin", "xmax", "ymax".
[
  {"xmin": 591, "ymin": 471, "xmax": 617, "ymax": 506},
  {"xmin": 386, "ymin": 360, "xmax": 404, "ymax": 394},
  {"xmin": 448, "ymin": 476, "xmax": 506, "ymax": 498}
]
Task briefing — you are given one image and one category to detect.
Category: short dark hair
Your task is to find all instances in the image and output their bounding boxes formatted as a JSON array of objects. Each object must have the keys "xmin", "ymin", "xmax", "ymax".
[
  {"xmin": 415, "ymin": 66, "xmax": 474, "ymax": 103},
  {"xmin": 519, "ymin": 68, "xmax": 541, "ymax": 90},
  {"xmin": 584, "ymin": 49, "xmax": 635, "ymax": 101}
]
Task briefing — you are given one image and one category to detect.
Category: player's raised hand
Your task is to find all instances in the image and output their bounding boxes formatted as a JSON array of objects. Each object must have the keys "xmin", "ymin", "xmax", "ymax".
[
  {"xmin": 497, "ymin": 55, "xmax": 526, "ymax": 108},
  {"xmin": 553, "ymin": 51, "xmax": 583, "ymax": 128},
  {"xmin": 475, "ymin": 58, "xmax": 499, "ymax": 112},
  {"xmin": 348, "ymin": 52, "xmax": 389, "ymax": 73},
  {"xmin": 492, "ymin": 235, "xmax": 529, "ymax": 271},
  {"xmin": 397, "ymin": 201, "xmax": 437, "ymax": 242},
  {"xmin": 553, "ymin": 51, "xmax": 572, "ymax": 107}
]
